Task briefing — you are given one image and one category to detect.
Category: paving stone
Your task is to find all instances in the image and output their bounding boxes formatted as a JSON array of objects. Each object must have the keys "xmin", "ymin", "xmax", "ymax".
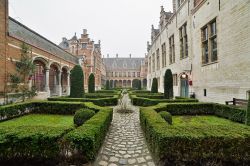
[
  {"xmin": 128, "ymin": 158, "xmax": 137, "ymax": 164},
  {"xmin": 109, "ymin": 156, "xmax": 119, "ymax": 162},
  {"xmin": 94, "ymin": 94, "xmax": 155, "ymax": 166},
  {"xmin": 137, "ymin": 157, "xmax": 146, "ymax": 163}
]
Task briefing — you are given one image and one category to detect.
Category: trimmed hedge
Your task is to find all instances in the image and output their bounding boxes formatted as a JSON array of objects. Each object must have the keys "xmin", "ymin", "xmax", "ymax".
[
  {"xmin": 164, "ymin": 69, "xmax": 173, "ymax": 99},
  {"xmin": 159, "ymin": 111, "xmax": 172, "ymax": 124},
  {"xmin": 246, "ymin": 97, "xmax": 250, "ymax": 125},
  {"xmin": 154, "ymin": 103, "xmax": 246, "ymax": 123},
  {"xmin": 88, "ymin": 73, "xmax": 95, "ymax": 93},
  {"xmin": 131, "ymin": 95, "xmax": 199, "ymax": 106},
  {"xmin": 140, "ymin": 107, "xmax": 250, "ymax": 165},
  {"xmin": 151, "ymin": 78, "xmax": 158, "ymax": 93},
  {"xmin": 0, "ymin": 125, "xmax": 73, "ymax": 162},
  {"xmin": 0, "ymin": 102, "xmax": 113, "ymax": 164},
  {"xmin": 95, "ymin": 90, "xmax": 118, "ymax": 94},
  {"xmin": 70, "ymin": 65, "xmax": 84, "ymax": 98},
  {"xmin": 48, "ymin": 95, "xmax": 119, "ymax": 106},
  {"xmin": 74, "ymin": 109, "xmax": 95, "ymax": 126},
  {"xmin": 65, "ymin": 103, "xmax": 113, "ymax": 161},
  {"xmin": 0, "ymin": 101, "xmax": 86, "ymax": 121}
]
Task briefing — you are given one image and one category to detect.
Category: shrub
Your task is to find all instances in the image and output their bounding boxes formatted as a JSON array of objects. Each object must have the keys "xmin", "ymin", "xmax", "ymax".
[
  {"xmin": 132, "ymin": 79, "xmax": 141, "ymax": 90},
  {"xmin": 65, "ymin": 106, "xmax": 113, "ymax": 161},
  {"xmin": 105, "ymin": 80, "xmax": 110, "ymax": 90},
  {"xmin": 130, "ymin": 95, "xmax": 198, "ymax": 106},
  {"xmin": 140, "ymin": 107, "xmax": 250, "ymax": 165},
  {"xmin": 159, "ymin": 111, "xmax": 172, "ymax": 124},
  {"xmin": 247, "ymin": 97, "xmax": 250, "ymax": 125},
  {"xmin": 70, "ymin": 65, "xmax": 84, "ymax": 98},
  {"xmin": 74, "ymin": 109, "xmax": 95, "ymax": 127},
  {"xmin": 88, "ymin": 73, "xmax": 95, "ymax": 93},
  {"xmin": 151, "ymin": 78, "xmax": 158, "ymax": 93},
  {"xmin": 164, "ymin": 69, "xmax": 173, "ymax": 99},
  {"xmin": 48, "ymin": 95, "xmax": 119, "ymax": 106}
]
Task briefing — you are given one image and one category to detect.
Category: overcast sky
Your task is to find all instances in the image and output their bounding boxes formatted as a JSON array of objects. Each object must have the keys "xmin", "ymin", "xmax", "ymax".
[{"xmin": 9, "ymin": 0, "xmax": 172, "ymax": 58}]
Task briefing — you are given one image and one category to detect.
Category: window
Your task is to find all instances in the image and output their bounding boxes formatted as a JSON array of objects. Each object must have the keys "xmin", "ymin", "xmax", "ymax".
[
  {"xmin": 201, "ymin": 19, "xmax": 217, "ymax": 65},
  {"xmin": 173, "ymin": 74, "xmax": 178, "ymax": 86},
  {"xmin": 148, "ymin": 57, "xmax": 151, "ymax": 73},
  {"xmin": 161, "ymin": 43, "xmax": 166, "ymax": 67},
  {"xmin": 119, "ymin": 72, "xmax": 122, "ymax": 77},
  {"xmin": 133, "ymin": 72, "xmax": 136, "ymax": 77},
  {"xmin": 179, "ymin": 23, "xmax": 188, "ymax": 59},
  {"xmin": 156, "ymin": 49, "xmax": 160, "ymax": 70},
  {"xmin": 169, "ymin": 35, "xmax": 175, "ymax": 64},
  {"xmin": 82, "ymin": 43, "xmax": 87, "ymax": 49},
  {"xmin": 152, "ymin": 53, "xmax": 155, "ymax": 72},
  {"xmin": 123, "ymin": 72, "xmax": 126, "ymax": 77},
  {"xmin": 128, "ymin": 72, "xmax": 131, "ymax": 77},
  {"xmin": 137, "ymin": 72, "xmax": 140, "ymax": 77}
]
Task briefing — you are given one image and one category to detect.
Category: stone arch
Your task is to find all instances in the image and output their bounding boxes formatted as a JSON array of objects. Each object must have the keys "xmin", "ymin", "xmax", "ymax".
[
  {"xmin": 143, "ymin": 78, "xmax": 147, "ymax": 88},
  {"xmin": 32, "ymin": 58, "xmax": 47, "ymax": 92},
  {"xmin": 123, "ymin": 80, "xmax": 126, "ymax": 88},
  {"xmin": 49, "ymin": 63, "xmax": 61, "ymax": 95}
]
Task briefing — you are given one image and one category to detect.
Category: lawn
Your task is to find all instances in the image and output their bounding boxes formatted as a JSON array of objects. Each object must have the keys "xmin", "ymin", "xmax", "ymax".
[
  {"xmin": 167, "ymin": 115, "xmax": 250, "ymax": 136},
  {"xmin": 0, "ymin": 114, "xmax": 74, "ymax": 128}
]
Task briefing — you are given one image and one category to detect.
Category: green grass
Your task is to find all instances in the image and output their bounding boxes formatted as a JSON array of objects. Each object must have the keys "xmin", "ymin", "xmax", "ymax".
[
  {"xmin": 0, "ymin": 114, "xmax": 74, "ymax": 127},
  {"xmin": 168, "ymin": 115, "xmax": 250, "ymax": 136}
]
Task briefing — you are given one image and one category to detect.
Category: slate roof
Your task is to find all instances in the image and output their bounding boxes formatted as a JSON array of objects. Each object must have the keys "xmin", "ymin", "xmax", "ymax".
[
  {"xmin": 8, "ymin": 17, "xmax": 78, "ymax": 64},
  {"xmin": 103, "ymin": 58, "xmax": 144, "ymax": 71}
]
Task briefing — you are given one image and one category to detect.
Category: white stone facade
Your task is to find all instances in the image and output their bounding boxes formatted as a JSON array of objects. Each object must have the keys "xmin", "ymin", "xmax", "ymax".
[{"xmin": 147, "ymin": 0, "xmax": 250, "ymax": 103}]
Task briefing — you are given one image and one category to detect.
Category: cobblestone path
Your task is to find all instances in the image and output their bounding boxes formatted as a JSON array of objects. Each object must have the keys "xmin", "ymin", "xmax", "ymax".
[{"xmin": 94, "ymin": 94, "xmax": 155, "ymax": 166}]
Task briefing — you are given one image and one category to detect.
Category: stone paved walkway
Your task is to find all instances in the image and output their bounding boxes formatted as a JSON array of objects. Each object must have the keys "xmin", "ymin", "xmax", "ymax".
[{"xmin": 94, "ymin": 94, "xmax": 155, "ymax": 166}]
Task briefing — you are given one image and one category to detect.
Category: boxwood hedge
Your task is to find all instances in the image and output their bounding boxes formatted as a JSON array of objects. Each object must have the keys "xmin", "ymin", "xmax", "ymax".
[
  {"xmin": 47, "ymin": 95, "xmax": 118, "ymax": 106},
  {"xmin": 140, "ymin": 106, "xmax": 250, "ymax": 165},
  {"xmin": 131, "ymin": 95, "xmax": 198, "ymax": 106},
  {"xmin": 0, "ymin": 102, "xmax": 113, "ymax": 164}
]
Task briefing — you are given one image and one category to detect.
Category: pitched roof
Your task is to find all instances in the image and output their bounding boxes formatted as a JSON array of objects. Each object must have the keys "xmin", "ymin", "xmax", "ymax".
[
  {"xmin": 103, "ymin": 57, "xmax": 144, "ymax": 71},
  {"xmin": 8, "ymin": 17, "xmax": 78, "ymax": 64}
]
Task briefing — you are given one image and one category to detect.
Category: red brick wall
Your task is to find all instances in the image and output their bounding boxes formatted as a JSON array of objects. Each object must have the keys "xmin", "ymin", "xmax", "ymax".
[{"xmin": 0, "ymin": 0, "xmax": 8, "ymax": 93}]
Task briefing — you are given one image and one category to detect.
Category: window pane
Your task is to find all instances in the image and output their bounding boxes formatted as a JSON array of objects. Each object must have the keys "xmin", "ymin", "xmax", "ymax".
[
  {"xmin": 211, "ymin": 21, "xmax": 216, "ymax": 36},
  {"xmin": 211, "ymin": 37, "xmax": 217, "ymax": 62}
]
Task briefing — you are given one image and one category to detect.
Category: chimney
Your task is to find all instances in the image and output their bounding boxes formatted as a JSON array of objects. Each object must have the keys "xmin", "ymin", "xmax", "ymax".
[
  {"xmin": 62, "ymin": 37, "xmax": 67, "ymax": 41},
  {"xmin": 98, "ymin": 40, "xmax": 101, "ymax": 45},
  {"xmin": 116, "ymin": 54, "xmax": 118, "ymax": 58},
  {"xmin": 83, "ymin": 29, "xmax": 87, "ymax": 35},
  {"xmin": 172, "ymin": 0, "xmax": 176, "ymax": 13},
  {"xmin": 107, "ymin": 54, "xmax": 109, "ymax": 58},
  {"xmin": 129, "ymin": 54, "xmax": 132, "ymax": 58}
]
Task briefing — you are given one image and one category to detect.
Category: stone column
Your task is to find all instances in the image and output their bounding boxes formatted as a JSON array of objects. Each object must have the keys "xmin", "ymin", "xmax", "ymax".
[
  {"xmin": 130, "ymin": 80, "xmax": 132, "ymax": 88},
  {"xmin": 45, "ymin": 68, "xmax": 50, "ymax": 97},
  {"xmin": 57, "ymin": 70, "xmax": 62, "ymax": 96},
  {"xmin": 67, "ymin": 71, "xmax": 70, "ymax": 96}
]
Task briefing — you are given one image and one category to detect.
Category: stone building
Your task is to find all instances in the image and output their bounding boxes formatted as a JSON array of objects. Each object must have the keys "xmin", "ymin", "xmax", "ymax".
[
  {"xmin": 59, "ymin": 30, "xmax": 105, "ymax": 90},
  {"xmin": 147, "ymin": 0, "xmax": 250, "ymax": 103},
  {"xmin": 0, "ymin": 0, "xmax": 79, "ymax": 101},
  {"xmin": 103, "ymin": 54, "xmax": 147, "ymax": 88}
]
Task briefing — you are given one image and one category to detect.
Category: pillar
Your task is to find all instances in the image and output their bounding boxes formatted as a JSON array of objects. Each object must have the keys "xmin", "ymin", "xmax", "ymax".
[
  {"xmin": 67, "ymin": 71, "xmax": 70, "ymax": 96},
  {"xmin": 45, "ymin": 68, "xmax": 50, "ymax": 97},
  {"xmin": 57, "ymin": 70, "xmax": 62, "ymax": 96}
]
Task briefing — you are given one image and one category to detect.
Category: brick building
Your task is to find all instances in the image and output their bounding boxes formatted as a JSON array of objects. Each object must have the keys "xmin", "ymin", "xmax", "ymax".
[
  {"xmin": 103, "ymin": 54, "xmax": 147, "ymax": 88},
  {"xmin": 147, "ymin": 0, "xmax": 250, "ymax": 103},
  {"xmin": 0, "ymin": 0, "xmax": 79, "ymax": 102},
  {"xmin": 59, "ymin": 30, "xmax": 105, "ymax": 90}
]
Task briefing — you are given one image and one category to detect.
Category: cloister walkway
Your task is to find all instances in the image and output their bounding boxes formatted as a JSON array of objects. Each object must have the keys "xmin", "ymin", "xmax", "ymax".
[{"xmin": 94, "ymin": 94, "xmax": 155, "ymax": 166}]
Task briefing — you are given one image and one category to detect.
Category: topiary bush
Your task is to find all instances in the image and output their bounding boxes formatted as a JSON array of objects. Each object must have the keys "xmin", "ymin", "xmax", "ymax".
[
  {"xmin": 159, "ymin": 111, "xmax": 172, "ymax": 125},
  {"xmin": 246, "ymin": 95, "xmax": 250, "ymax": 125},
  {"xmin": 151, "ymin": 78, "xmax": 158, "ymax": 93},
  {"xmin": 70, "ymin": 65, "xmax": 84, "ymax": 98},
  {"xmin": 88, "ymin": 73, "xmax": 95, "ymax": 93},
  {"xmin": 164, "ymin": 69, "xmax": 173, "ymax": 99},
  {"xmin": 74, "ymin": 109, "xmax": 95, "ymax": 127},
  {"xmin": 106, "ymin": 80, "xmax": 110, "ymax": 90}
]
